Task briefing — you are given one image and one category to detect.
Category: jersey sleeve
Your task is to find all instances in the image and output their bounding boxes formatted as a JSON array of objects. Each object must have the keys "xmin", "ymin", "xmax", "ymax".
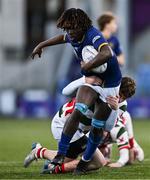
[
  {"xmin": 91, "ymin": 32, "xmax": 108, "ymax": 51},
  {"xmin": 114, "ymin": 37, "xmax": 123, "ymax": 56},
  {"xmin": 64, "ymin": 33, "xmax": 70, "ymax": 43}
]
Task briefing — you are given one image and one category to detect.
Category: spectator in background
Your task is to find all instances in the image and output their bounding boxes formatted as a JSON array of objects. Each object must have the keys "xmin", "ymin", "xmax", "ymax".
[{"xmin": 97, "ymin": 12, "xmax": 125, "ymax": 66}]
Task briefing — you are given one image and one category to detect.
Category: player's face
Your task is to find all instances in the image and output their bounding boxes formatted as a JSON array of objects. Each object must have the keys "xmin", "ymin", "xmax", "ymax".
[
  {"xmin": 109, "ymin": 19, "xmax": 118, "ymax": 33},
  {"xmin": 66, "ymin": 28, "xmax": 84, "ymax": 41},
  {"xmin": 107, "ymin": 19, "xmax": 118, "ymax": 34}
]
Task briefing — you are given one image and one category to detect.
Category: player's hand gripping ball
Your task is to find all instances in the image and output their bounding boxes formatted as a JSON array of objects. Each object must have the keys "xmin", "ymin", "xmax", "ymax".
[{"xmin": 82, "ymin": 45, "xmax": 107, "ymax": 73}]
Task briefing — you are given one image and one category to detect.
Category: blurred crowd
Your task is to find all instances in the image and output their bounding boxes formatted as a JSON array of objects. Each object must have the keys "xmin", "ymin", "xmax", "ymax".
[{"xmin": 0, "ymin": 0, "xmax": 150, "ymax": 118}]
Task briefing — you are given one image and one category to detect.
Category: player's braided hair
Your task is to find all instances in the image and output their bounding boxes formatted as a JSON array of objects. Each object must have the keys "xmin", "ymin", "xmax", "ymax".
[
  {"xmin": 97, "ymin": 13, "xmax": 115, "ymax": 31},
  {"xmin": 120, "ymin": 77, "xmax": 136, "ymax": 99},
  {"xmin": 57, "ymin": 8, "xmax": 92, "ymax": 31}
]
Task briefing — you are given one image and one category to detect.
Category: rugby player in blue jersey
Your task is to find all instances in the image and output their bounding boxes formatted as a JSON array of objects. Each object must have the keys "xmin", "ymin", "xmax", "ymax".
[
  {"xmin": 97, "ymin": 13, "xmax": 125, "ymax": 66},
  {"xmin": 31, "ymin": 8, "xmax": 122, "ymax": 175}
]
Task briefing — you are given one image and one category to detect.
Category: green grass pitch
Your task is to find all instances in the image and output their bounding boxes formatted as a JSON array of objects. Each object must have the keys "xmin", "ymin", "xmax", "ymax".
[{"xmin": 0, "ymin": 119, "xmax": 150, "ymax": 179}]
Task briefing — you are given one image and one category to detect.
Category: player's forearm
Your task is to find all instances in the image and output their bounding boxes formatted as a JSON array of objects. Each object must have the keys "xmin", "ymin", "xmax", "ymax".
[
  {"xmin": 117, "ymin": 148, "xmax": 129, "ymax": 166},
  {"xmin": 87, "ymin": 45, "xmax": 112, "ymax": 69},
  {"xmin": 117, "ymin": 54, "xmax": 125, "ymax": 66},
  {"xmin": 105, "ymin": 109, "xmax": 118, "ymax": 131},
  {"xmin": 37, "ymin": 34, "xmax": 66, "ymax": 49},
  {"xmin": 62, "ymin": 77, "xmax": 85, "ymax": 96}
]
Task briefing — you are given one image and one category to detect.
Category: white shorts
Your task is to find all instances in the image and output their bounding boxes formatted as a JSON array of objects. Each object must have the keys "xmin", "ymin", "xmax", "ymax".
[
  {"xmin": 51, "ymin": 112, "xmax": 85, "ymax": 143},
  {"xmin": 83, "ymin": 83, "xmax": 120, "ymax": 103}
]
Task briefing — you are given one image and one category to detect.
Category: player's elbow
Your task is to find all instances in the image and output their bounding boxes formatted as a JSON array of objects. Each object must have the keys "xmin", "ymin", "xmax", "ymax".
[
  {"xmin": 101, "ymin": 45, "xmax": 112, "ymax": 60},
  {"xmin": 106, "ymin": 47, "xmax": 113, "ymax": 59},
  {"xmin": 62, "ymin": 87, "xmax": 67, "ymax": 96},
  {"xmin": 117, "ymin": 54, "xmax": 125, "ymax": 66}
]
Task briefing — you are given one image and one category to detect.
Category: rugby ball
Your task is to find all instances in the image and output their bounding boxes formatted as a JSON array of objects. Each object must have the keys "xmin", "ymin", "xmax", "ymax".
[{"xmin": 82, "ymin": 45, "xmax": 107, "ymax": 73}]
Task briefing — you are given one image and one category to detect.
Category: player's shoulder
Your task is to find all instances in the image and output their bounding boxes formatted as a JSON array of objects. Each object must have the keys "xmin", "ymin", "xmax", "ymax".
[
  {"xmin": 119, "ymin": 100, "xmax": 128, "ymax": 112},
  {"xmin": 86, "ymin": 26, "xmax": 105, "ymax": 45},
  {"xmin": 108, "ymin": 35, "xmax": 119, "ymax": 43},
  {"xmin": 87, "ymin": 26, "xmax": 102, "ymax": 38}
]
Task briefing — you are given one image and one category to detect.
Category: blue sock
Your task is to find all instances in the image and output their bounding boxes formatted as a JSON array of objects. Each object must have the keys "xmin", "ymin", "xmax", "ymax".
[
  {"xmin": 83, "ymin": 131, "xmax": 102, "ymax": 161},
  {"xmin": 58, "ymin": 133, "xmax": 72, "ymax": 155},
  {"xmin": 83, "ymin": 118, "xmax": 105, "ymax": 161}
]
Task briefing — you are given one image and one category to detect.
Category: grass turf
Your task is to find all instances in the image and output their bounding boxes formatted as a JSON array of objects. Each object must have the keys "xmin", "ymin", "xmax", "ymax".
[{"xmin": 0, "ymin": 119, "xmax": 150, "ymax": 179}]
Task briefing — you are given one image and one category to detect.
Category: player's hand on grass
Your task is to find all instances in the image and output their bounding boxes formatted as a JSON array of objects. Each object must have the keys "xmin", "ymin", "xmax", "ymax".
[
  {"xmin": 128, "ymin": 147, "xmax": 136, "ymax": 164},
  {"xmin": 31, "ymin": 45, "xmax": 43, "ymax": 59},
  {"xmin": 107, "ymin": 162, "xmax": 123, "ymax": 168}
]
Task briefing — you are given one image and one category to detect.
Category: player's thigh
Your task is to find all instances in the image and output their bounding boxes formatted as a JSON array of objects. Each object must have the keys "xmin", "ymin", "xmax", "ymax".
[
  {"xmin": 76, "ymin": 85, "xmax": 98, "ymax": 106},
  {"xmin": 94, "ymin": 100, "xmax": 111, "ymax": 120}
]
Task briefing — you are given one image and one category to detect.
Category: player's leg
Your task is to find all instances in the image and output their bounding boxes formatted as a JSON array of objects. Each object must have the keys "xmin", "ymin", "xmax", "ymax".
[
  {"xmin": 48, "ymin": 148, "xmax": 107, "ymax": 174},
  {"xmin": 41, "ymin": 134, "xmax": 88, "ymax": 174},
  {"xmin": 75, "ymin": 101, "xmax": 111, "ymax": 174},
  {"xmin": 75, "ymin": 85, "xmax": 120, "ymax": 173},
  {"xmin": 24, "ymin": 143, "xmax": 58, "ymax": 168},
  {"xmin": 63, "ymin": 85, "xmax": 98, "ymax": 135},
  {"xmin": 63, "ymin": 148, "xmax": 106, "ymax": 173},
  {"xmin": 47, "ymin": 135, "xmax": 88, "ymax": 174},
  {"xmin": 84, "ymin": 100, "xmax": 111, "ymax": 161},
  {"xmin": 52, "ymin": 85, "xmax": 99, "ymax": 165}
]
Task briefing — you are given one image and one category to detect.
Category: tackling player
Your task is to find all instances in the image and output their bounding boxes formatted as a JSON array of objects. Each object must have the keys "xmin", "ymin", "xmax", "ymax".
[{"xmin": 62, "ymin": 76, "xmax": 144, "ymax": 168}]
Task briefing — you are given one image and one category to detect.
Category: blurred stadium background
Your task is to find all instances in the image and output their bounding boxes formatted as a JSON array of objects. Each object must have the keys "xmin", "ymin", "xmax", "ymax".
[{"xmin": 0, "ymin": 0, "xmax": 150, "ymax": 119}]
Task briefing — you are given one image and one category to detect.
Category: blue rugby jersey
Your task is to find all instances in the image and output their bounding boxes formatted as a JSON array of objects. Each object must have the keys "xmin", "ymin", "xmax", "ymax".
[
  {"xmin": 107, "ymin": 35, "xmax": 122, "ymax": 56},
  {"xmin": 64, "ymin": 26, "xmax": 122, "ymax": 87}
]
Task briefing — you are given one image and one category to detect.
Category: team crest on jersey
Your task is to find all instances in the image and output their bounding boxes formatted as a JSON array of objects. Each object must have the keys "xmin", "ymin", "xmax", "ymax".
[
  {"xmin": 109, "ymin": 42, "xmax": 114, "ymax": 48},
  {"xmin": 92, "ymin": 35, "xmax": 101, "ymax": 44}
]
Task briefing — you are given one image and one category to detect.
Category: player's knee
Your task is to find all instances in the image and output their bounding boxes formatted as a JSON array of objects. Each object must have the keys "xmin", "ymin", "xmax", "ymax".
[
  {"xmin": 75, "ymin": 102, "xmax": 89, "ymax": 116},
  {"xmin": 92, "ymin": 118, "xmax": 105, "ymax": 130}
]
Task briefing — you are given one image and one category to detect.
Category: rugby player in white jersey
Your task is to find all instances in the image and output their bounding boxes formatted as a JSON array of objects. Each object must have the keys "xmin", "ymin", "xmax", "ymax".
[{"xmin": 62, "ymin": 76, "xmax": 144, "ymax": 168}]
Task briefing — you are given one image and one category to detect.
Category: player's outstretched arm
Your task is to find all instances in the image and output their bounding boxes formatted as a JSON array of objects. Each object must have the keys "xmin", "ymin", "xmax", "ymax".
[
  {"xmin": 31, "ymin": 34, "xmax": 66, "ymax": 59},
  {"xmin": 108, "ymin": 148, "xmax": 129, "ymax": 168},
  {"xmin": 117, "ymin": 54, "xmax": 125, "ymax": 66},
  {"xmin": 81, "ymin": 45, "xmax": 112, "ymax": 71}
]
